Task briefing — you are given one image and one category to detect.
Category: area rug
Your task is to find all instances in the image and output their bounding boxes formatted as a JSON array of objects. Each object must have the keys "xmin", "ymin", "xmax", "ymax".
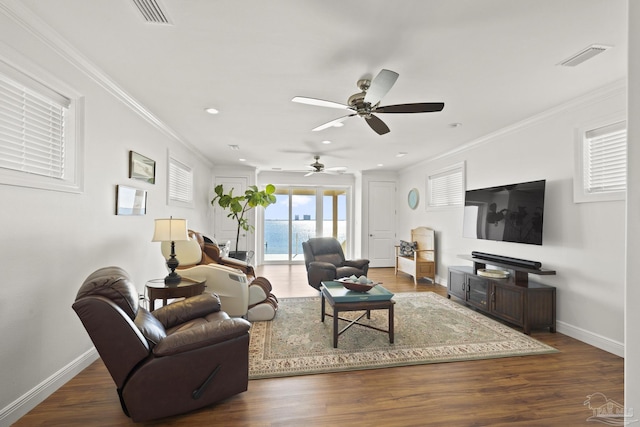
[{"xmin": 248, "ymin": 292, "xmax": 557, "ymax": 379}]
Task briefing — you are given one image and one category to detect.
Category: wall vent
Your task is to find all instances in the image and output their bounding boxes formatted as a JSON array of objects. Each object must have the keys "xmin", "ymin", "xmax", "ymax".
[
  {"xmin": 558, "ymin": 44, "xmax": 612, "ymax": 67},
  {"xmin": 131, "ymin": 0, "xmax": 172, "ymax": 25}
]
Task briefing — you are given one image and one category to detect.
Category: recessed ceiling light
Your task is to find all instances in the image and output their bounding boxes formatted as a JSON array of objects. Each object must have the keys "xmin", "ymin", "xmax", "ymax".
[
  {"xmin": 322, "ymin": 140, "xmax": 332, "ymax": 145},
  {"xmin": 239, "ymin": 158, "xmax": 246, "ymax": 162},
  {"xmin": 396, "ymin": 152, "xmax": 408, "ymax": 157},
  {"xmin": 228, "ymin": 145, "xmax": 240, "ymax": 150},
  {"xmin": 205, "ymin": 107, "xmax": 219, "ymax": 114},
  {"xmin": 377, "ymin": 163, "xmax": 384, "ymax": 167}
]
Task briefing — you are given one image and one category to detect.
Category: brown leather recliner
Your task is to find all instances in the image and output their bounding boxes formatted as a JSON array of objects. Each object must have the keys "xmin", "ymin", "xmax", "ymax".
[
  {"xmin": 72, "ymin": 266, "xmax": 251, "ymax": 422},
  {"xmin": 302, "ymin": 237, "xmax": 370, "ymax": 290}
]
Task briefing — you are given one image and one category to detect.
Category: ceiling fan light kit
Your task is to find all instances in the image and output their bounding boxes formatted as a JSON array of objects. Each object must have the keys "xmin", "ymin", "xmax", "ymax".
[
  {"xmin": 303, "ymin": 155, "xmax": 346, "ymax": 177},
  {"xmin": 293, "ymin": 69, "xmax": 445, "ymax": 135}
]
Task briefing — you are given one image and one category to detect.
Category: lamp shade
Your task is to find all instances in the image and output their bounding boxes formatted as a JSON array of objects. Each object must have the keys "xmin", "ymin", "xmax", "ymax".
[{"xmin": 152, "ymin": 218, "xmax": 189, "ymax": 242}]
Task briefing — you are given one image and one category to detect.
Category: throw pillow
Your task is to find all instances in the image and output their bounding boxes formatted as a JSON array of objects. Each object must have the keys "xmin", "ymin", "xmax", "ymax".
[{"xmin": 399, "ymin": 240, "xmax": 417, "ymax": 257}]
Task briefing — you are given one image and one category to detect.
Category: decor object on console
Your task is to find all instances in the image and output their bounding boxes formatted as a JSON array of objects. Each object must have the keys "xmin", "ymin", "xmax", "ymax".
[
  {"xmin": 161, "ymin": 230, "xmax": 278, "ymax": 320},
  {"xmin": 395, "ymin": 227, "xmax": 435, "ymax": 285},
  {"xmin": 210, "ymin": 184, "xmax": 276, "ymax": 260},
  {"xmin": 72, "ymin": 266, "xmax": 251, "ymax": 422},
  {"xmin": 302, "ymin": 237, "xmax": 370, "ymax": 290},
  {"xmin": 152, "ymin": 217, "xmax": 189, "ymax": 285}
]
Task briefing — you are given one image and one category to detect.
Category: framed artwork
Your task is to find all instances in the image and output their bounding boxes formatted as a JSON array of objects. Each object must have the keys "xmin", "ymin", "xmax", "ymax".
[
  {"xmin": 408, "ymin": 188, "xmax": 419, "ymax": 209},
  {"xmin": 129, "ymin": 151, "xmax": 156, "ymax": 184},
  {"xmin": 116, "ymin": 185, "xmax": 147, "ymax": 215}
]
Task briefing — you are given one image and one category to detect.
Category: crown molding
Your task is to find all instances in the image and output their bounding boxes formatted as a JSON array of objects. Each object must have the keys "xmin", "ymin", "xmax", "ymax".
[
  {"xmin": 426, "ymin": 78, "xmax": 627, "ymax": 164},
  {"xmin": 0, "ymin": 0, "xmax": 213, "ymax": 167}
]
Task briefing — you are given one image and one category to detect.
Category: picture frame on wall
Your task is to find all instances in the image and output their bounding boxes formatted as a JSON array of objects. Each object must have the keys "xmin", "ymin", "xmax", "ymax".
[
  {"xmin": 116, "ymin": 185, "xmax": 147, "ymax": 215},
  {"xmin": 129, "ymin": 151, "xmax": 156, "ymax": 184}
]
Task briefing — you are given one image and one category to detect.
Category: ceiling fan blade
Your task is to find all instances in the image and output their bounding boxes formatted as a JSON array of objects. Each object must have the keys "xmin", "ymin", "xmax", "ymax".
[
  {"xmin": 312, "ymin": 114, "xmax": 356, "ymax": 132},
  {"xmin": 365, "ymin": 114, "xmax": 390, "ymax": 135},
  {"xmin": 364, "ymin": 69, "xmax": 399, "ymax": 105},
  {"xmin": 325, "ymin": 166, "xmax": 347, "ymax": 172},
  {"xmin": 304, "ymin": 171, "xmax": 314, "ymax": 177},
  {"xmin": 292, "ymin": 96, "xmax": 351, "ymax": 110},
  {"xmin": 376, "ymin": 102, "xmax": 445, "ymax": 113}
]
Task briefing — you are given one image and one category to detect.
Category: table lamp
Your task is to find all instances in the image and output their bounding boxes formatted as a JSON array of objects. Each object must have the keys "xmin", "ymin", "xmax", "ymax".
[{"xmin": 152, "ymin": 216, "xmax": 189, "ymax": 285}]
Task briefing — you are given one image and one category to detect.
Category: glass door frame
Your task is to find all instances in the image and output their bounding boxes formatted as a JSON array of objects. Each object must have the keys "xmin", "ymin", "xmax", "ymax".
[{"xmin": 263, "ymin": 185, "xmax": 351, "ymax": 264}]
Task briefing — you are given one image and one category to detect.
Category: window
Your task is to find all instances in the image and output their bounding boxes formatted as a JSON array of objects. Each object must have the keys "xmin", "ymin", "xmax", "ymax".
[
  {"xmin": 168, "ymin": 156, "xmax": 193, "ymax": 206},
  {"xmin": 0, "ymin": 59, "xmax": 83, "ymax": 193},
  {"xmin": 574, "ymin": 120, "xmax": 626, "ymax": 203},
  {"xmin": 427, "ymin": 162, "xmax": 465, "ymax": 208}
]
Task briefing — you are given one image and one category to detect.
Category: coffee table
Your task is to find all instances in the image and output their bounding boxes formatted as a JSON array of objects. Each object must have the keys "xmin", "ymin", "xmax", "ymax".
[
  {"xmin": 320, "ymin": 281, "xmax": 395, "ymax": 348},
  {"xmin": 146, "ymin": 277, "xmax": 206, "ymax": 310}
]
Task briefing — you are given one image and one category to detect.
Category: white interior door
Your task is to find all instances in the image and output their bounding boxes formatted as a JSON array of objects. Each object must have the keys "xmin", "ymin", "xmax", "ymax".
[{"xmin": 368, "ymin": 181, "xmax": 395, "ymax": 267}]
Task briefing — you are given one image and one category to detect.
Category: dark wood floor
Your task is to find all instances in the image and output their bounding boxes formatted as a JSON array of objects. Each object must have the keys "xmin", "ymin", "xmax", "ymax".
[{"xmin": 14, "ymin": 266, "xmax": 623, "ymax": 426}]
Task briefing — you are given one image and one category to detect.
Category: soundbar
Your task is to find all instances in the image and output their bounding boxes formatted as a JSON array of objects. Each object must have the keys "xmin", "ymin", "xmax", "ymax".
[{"xmin": 471, "ymin": 251, "xmax": 542, "ymax": 270}]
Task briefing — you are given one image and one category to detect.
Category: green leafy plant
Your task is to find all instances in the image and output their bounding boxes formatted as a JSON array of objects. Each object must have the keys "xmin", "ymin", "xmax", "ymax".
[{"xmin": 211, "ymin": 184, "xmax": 277, "ymax": 255}]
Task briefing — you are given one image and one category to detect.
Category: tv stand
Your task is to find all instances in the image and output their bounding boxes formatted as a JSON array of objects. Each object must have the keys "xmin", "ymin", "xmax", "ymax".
[{"xmin": 447, "ymin": 254, "xmax": 556, "ymax": 334}]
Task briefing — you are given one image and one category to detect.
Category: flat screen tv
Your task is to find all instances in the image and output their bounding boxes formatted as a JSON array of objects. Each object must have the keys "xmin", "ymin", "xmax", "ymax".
[{"xmin": 462, "ymin": 179, "xmax": 546, "ymax": 245}]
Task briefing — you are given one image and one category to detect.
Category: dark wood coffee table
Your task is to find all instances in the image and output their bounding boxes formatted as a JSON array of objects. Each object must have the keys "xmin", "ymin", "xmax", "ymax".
[
  {"xmin": 320, "ymin": 281, "xmax": 395, "ymax": 348},
  {"xmin": 146, "ymin": 277, "xmax": 206, "ymax": 310}
]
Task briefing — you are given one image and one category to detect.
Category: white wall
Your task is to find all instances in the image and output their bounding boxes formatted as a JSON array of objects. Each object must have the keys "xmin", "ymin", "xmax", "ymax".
[
  {"xmin": 0, "ymin": 6, "xmax": 214, "ymax": 424},
  {"xmin": 625, "ymin": 0, "xmax": 639, "ymax": 418},
  {"xmin": 397, "ymin": 82, "xmax": 627, "ymax": 355}
]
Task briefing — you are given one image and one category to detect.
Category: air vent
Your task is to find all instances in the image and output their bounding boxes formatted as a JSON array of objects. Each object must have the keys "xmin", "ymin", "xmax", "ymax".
[
  {"xmin": 558, "ymin": 44, "xmax": 612, "ymax": 67},
  {"xmin": 132, "ymin": 0, "xmax": 172, "ymax": 24}
]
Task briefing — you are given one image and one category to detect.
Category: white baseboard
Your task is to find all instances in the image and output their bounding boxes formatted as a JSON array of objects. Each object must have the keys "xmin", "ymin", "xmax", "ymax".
[
  {"xmin": 0, "ymin": 348, "xmax": 98, "ymax": 426},
  {"xmin": 556, "ymin": 321, "xmax": 624, "ymax": 357},
  {"xmin": 439, "ymin": 276, "xmax": 624, "ymax": 357}
]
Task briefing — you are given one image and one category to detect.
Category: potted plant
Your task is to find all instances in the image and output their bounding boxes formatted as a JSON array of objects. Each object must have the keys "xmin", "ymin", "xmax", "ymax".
[{"xmin": 211, "ymin": 183, "xmax": 276, "ymax": 260}]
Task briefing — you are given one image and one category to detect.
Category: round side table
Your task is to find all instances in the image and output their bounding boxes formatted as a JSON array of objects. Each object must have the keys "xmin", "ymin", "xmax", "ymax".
[{"xmin": 146, "ymin": 277, "xmax": 206, "ymax": 310}]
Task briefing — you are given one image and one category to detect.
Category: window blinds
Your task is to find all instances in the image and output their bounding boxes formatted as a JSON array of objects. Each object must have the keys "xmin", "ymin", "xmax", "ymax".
[
  {"xmin": 169, "ymin": 157, "xmax": 193, "ymax": 203},
  {"xmin": 429, "ymin": 167, "xmax": 463, "ymax": 207},
  {"xmin": 584, "ymin": 121, "xmax": 626, "ymax": 194},
  {"xmin": 0, "ymin": 74, "xmax": 68, "ymax": 179}
]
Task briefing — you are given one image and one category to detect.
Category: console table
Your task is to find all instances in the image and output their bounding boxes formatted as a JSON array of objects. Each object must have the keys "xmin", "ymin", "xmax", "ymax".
[{"xmin": 447, "ymin": 255, "xmax": 556, "ymax": 334}]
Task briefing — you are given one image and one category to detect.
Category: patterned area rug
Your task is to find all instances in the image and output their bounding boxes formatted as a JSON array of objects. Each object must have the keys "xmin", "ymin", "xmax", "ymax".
[{"xmin": 249, "ymin": 292, "xmax": 557, "ymax": 379}]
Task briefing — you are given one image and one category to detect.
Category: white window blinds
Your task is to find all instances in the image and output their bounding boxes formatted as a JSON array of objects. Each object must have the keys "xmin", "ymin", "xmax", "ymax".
[
  {"xmin": 168, "ymin": 157, "xmax": 193, "ymax": 204},
  {"xmin": 0, "ymin": 74, "xmax": 69, "ymax": 179},
  {"xmin": 584, "ymin": 121, "xmax": 626, "ymax": 194},
  {"xmin": 428, "ymin": 165, "xmax": 464, "ymax": 207}
]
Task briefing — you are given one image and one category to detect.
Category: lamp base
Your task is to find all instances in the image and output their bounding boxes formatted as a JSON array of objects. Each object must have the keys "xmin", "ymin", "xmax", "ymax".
[{"xmin": 164, "ymin": 272, "xmax": 182, "ymax": 286}]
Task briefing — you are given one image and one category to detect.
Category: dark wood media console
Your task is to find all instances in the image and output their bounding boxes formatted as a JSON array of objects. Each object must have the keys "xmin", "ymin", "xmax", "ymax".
[{"xmin": 447, "ymin": 255, "xmax": 556, "ymax": 334}]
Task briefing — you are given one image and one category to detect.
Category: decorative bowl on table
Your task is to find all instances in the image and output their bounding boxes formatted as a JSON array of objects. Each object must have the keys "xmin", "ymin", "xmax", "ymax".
[{"xmin": 336, "ymin": 276, "xmax": 379, "ymax": 293}]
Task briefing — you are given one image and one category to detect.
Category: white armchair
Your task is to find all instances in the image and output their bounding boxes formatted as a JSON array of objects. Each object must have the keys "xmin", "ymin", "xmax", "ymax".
[
  {"xmin": 161, "ymin": 236, "xmax": 277, "ymax": 320},
  {"xmin": 161, "ymin": 239, "xmax": 249, "ymax": 317}
]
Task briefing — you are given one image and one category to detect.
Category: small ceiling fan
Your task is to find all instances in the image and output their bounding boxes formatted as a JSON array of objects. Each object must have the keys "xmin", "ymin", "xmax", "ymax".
[
  {"xmin": 304, "ymin": 155, "xmax": 346, "ymax": 177},
  {"xmin": 292, "ymin": 69, "xmax": 444, "ymax": 135}
]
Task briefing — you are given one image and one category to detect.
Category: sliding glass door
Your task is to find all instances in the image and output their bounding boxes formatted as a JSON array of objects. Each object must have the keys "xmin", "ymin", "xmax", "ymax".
[{"xmin": 264, "ymin": 186, "xmax": 348, "ymax": 263}]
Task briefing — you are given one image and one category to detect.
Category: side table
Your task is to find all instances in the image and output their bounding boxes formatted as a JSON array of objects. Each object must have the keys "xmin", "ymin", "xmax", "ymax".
[{"xmin": 146, "ymin": 277, "xmax": 206, "ymax": 310}]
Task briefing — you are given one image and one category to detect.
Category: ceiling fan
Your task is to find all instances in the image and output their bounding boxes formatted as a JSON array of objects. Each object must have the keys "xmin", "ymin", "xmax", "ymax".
[
  {"xmin": 292, "ymin": 69, "xmax": 444, "ymax": 135},
  {"xmin": 304, "ymin": 155, "xmax": 346, "ymax": 177}
]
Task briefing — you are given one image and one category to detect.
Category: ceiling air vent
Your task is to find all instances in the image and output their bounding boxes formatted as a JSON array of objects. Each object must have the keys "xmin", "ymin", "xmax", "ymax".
[
  {"xmin": 131, "ymin": 0, "xmax": 172, "ymax": 25},
  {"xmin": 558, "ymin": 44, "xmax": 612, "ymax": 67}
]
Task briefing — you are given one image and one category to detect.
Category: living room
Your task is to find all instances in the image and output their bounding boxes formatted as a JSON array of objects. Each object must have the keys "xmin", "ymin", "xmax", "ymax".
[{"xmin": 0, "ymin": 0, "xmax": 638, "ymax": 425}]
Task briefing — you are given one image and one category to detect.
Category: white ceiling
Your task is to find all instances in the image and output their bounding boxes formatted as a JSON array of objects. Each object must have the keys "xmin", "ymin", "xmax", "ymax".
[{"xmin": 19, "ymin": 0, "xmax": 627, "ymax": 174}]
